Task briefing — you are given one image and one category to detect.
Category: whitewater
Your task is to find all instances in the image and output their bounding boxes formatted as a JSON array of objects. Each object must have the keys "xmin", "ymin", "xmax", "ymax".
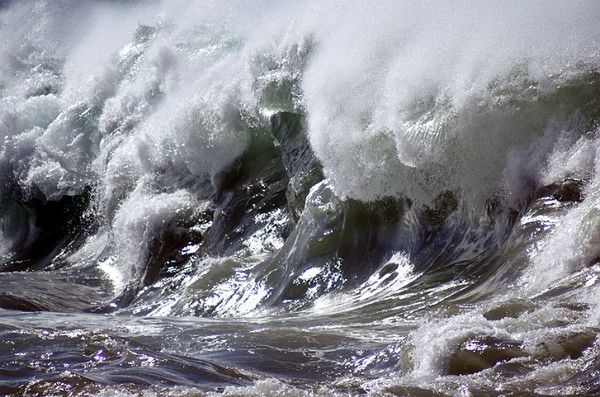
[{"xmin": 2, "ymin": 0, "xmax": 600, "ymax": 395}]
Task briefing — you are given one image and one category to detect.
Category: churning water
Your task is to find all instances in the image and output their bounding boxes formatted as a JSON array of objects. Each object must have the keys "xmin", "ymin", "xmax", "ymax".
[{"xmin": 2, "ymin": 1, "xmax": 600, "ymax": 395}]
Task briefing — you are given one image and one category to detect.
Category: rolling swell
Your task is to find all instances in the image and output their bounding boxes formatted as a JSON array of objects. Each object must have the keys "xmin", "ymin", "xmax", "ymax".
[{"xmin": 2, "ymin": 1, "xmax": 600, "ymax": 396}]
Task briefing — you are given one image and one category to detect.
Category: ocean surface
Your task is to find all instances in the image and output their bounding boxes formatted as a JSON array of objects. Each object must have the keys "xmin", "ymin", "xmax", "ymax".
[{"xmin": 2, "ymin": 1, "xmax": 600, "ymax": 395}]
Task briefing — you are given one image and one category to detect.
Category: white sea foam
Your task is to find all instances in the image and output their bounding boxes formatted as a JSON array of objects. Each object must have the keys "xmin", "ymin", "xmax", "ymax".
[
  {"xmin": 2, "ymin": 1, "xmax": 599, "ymax": 206},
  {"xmin": 1, "ymin": 0, "xmax": 600, "ymax": 318},
  {"xmin": 3, "ymin": 2, "xmax": 600, "ymax": 395}
]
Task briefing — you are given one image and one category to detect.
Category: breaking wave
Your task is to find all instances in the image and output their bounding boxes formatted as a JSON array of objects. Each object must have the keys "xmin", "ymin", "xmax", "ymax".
[{"xmin": 2, "ymin": 1, "xmax": 600, "ymax": 395}]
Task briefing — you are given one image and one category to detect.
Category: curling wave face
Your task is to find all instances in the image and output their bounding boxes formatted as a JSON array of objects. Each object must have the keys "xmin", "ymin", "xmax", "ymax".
[{"xmin": 2, "ymin": 0, "xmax": 600, "ymax": 395}]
